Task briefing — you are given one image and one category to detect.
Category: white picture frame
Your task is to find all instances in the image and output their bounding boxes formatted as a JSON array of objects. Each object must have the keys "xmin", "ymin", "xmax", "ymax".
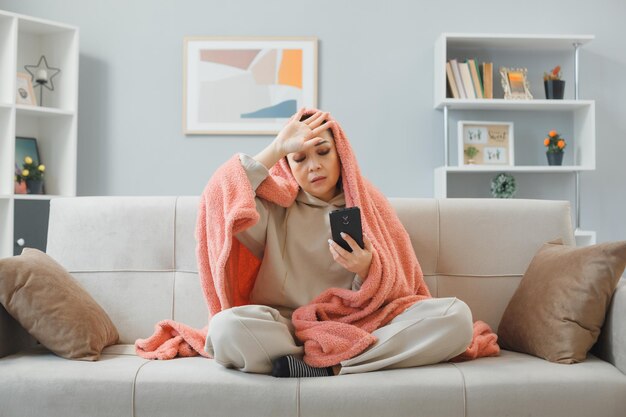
[
  {"xmin": 500, "ymin": 67, "xmax": 533, "ymax": 100},
  {"xmin": 183, "ymin": 36, "xmax": 318, "ymax": 135},
  {"xmin": 458, "ymin": 121, "xmax": 514, "ymax": 166},
  {"xmin": 16, "ymin": 72, "xmax": 37, "ymax": 106}
]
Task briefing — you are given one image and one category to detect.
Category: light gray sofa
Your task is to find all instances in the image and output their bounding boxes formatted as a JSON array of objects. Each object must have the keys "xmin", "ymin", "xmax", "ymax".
[{"xmin": 1, "ymin": 196, "xmax": 625, "ymax": 417}]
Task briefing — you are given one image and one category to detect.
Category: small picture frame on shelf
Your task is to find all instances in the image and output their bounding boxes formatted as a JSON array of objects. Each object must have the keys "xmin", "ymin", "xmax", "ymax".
[
  {"xmin": 15, "ymin": 136, "xmax": 46, "ymax": 195},
  {"xmin": 458, "ymin": 121, "xmax": 514, "ymax": 166},
  {"xmin": 500, "ymin": 67, "xmax": 533, "ymax": 100},
  {"xmin": 16, "ymin": 72, "xmax": 37, "ymax": 106}
]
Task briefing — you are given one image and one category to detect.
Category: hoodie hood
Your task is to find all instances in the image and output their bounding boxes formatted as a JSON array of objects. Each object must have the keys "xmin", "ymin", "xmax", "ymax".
[{"xmin": 258, "ymin": 108, "xmax": 363, "ymax": 209}]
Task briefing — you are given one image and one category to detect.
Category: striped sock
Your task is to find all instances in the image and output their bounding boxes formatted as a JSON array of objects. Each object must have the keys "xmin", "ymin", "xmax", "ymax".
[{"xmin": 271, "ymin": 355, "xmax": 334, "ymax": 378}]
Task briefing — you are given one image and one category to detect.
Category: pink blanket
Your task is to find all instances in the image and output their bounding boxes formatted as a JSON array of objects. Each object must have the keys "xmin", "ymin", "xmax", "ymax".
[{"xmin": 135, "ymin": 108, "xmax": 500, "ymax": 366}]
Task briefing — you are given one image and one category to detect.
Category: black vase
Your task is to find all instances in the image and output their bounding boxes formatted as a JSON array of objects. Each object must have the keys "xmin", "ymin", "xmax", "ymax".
[
  {"xmin": 546, "ymin": 152, "xmax": 564, "ymax": 166},
  {"xmin": 26, "ymin": 179, "xmax": 44, "ymax": 194},
  {"xmin": 544, "ymin": 80, "xmax": 565, "ymax": 100}
]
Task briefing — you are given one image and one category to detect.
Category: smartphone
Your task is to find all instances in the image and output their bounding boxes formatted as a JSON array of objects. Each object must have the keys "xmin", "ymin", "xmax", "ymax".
[{"xmin": 329, "ymin": 207, "xmax": 364, "ymax": 253}]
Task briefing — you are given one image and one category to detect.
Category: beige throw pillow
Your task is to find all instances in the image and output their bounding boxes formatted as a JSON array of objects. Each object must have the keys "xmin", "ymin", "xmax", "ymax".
[
  {"xmin": 498, "ymin": 239, "xmax": 626, "ymax": 364},
  {"xmin": 0, "ymin": 248, "xmax": 119, "ymax": 360}
]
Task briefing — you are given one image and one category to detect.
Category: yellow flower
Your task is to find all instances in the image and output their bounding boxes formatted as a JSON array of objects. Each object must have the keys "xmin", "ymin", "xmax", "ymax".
[
  {"xmin": 544, "ymin": 138, "xmax": 550, "ymax": 146},
  {"xmin": 22, "ymin": 169, "xmax": 29, "ymax": 177},
  {"xmin": 38, "ymin": 165, "xmax": 45, "ymax": 172},
  {"xmin": 549, "ymin": 130, "xmax": 558, "ymax": 138},
  {"xmin": 557, "ymin": 140, "xmax": 566, "ymax": 149},
  {"xmin": 24, "ymin": 156, "xmax": 32, "ymax": 164}
]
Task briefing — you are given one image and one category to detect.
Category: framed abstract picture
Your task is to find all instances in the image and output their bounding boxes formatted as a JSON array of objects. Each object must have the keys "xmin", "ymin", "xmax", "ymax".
[
  {"xmin": 458, "ymin": 121, "xmax": 514, "ymax": 166},
  {"xmin": 183, "ymin": 36, "xmax": 318, "ymax": 135}
]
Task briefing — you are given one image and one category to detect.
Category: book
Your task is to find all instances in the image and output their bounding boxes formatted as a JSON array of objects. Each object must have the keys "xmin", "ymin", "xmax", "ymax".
[
  {"xmin": 449, "ymin": 59, "xmax": 466, "ymax": 99},
  {"xmin": 446, "ymin": 61, "xmax": 460, "ymax": 99},
  {"xmin": 459, "ymin": 62, "xmax": 476, "ymax": 99},
  {"xmin": 468, "ymin": 59, "xmax": 484, "ymax": 99},
  {"xmin": 482, "ymin": 62, "xmax": 493, "ymax": 99}
]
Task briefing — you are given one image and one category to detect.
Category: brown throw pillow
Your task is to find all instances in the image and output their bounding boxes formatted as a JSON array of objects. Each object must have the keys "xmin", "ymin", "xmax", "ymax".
[
  {"xmin": 0, "ymin": 248, "xmax": 119, "ymax": 360},
  {"xmin": 498, "ymin": 239, "xmax": 626, "ymax": 364}
]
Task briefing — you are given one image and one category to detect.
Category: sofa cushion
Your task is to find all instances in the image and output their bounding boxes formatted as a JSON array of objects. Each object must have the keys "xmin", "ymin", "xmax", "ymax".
[
  {"xmin": 46, "ymin": 196, "xmax": 177, "ymax": 272},
  {"xmin": 69, "ymin": 270, "xmax": 176, "ymax": 344},
  {"xmin": 0, "ymin": 248, "xmax": 119, "ymax": 360},
  {"xmin": 498, "ymin": 240, "xmax": 626, "ymax": 363},
  {"xmin": 0, "ymin": 346, "xmax": 149, "ymax": 417},
  {"xmin": 43, "ymin": 197, "xmax": 578, "ymax": 344},
  {"xmin": 133, "ymin": 355, "xmax": 299, "ymax": 417},
  {"xmin": 300, "ymin": 362, "xmax": 465, "ymax": 417},
  {"xmin": 452, "ymin": 350, "xmax": 626, "ymax": 417},
  {"xmin": 3, "ymin": 347, "xmax": 625, "ymax": 417}
]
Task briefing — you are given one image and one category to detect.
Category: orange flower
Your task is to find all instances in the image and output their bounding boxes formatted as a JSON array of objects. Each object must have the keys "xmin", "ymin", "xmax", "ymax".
[
  {"xmin": 549, "ymin": 130, "xmax": 557, "ymax": 137},
  {"xmin": 557, "ymin": 140, "xmax": 565, "ymax": 149},
  {"xmin": 544, "ymin": 138, "xmax": 550, "ymax": 146}
]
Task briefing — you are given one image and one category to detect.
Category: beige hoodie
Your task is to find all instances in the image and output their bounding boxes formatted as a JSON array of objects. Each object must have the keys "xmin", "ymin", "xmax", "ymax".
[{"xmin": 235, "ymin": 154, "xmax": 363, "ymax": 320}]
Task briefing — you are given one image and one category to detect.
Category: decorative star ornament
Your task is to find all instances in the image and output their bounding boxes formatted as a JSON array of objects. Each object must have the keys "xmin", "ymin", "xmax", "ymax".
[{"xmin": 25, "ymin": 55, "xmax": 61, "ymax": 91}]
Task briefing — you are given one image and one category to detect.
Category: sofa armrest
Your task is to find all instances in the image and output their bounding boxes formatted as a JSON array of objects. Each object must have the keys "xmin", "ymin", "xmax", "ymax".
[
  {"xmin": 0, "ymin": 304, "xmax": 37, "ymax": 358},
  {"xmin": 593, "ymin": 278, "xmax": 626, "ymax": 374}
]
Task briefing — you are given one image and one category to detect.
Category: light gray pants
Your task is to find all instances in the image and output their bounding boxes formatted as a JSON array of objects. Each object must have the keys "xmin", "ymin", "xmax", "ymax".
[{"xmin": 204, "ymin": 297, "xmax": 473, "ymax": 375}]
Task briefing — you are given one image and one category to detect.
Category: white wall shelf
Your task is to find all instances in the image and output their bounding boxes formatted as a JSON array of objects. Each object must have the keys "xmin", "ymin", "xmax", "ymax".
[
  {"xmin": 0, "ymin": 194, "xmax": 62, "ymax": 200},
  {"xmin": 437, "ymin": 165, "xmax": 594, "ymax": 174},
  {"xmin": 440, "ymin": 33, "xmax": 593, "ymax": 50},
  {"xmin": 574, "ymin": 229, "xmax": 596, "ymax": 247},
  {"xmin": 16, "ymin": 104, "xmax": 75, "ymax": 117},
  {"xmin": 434, "ymin": 33, "xmax": 596, "ymax": 246},
  {"xmin": 0, "ymin": 9, "xmax": 78, "ymax": 259},
  {"xmin": 434, "ymin": 98, "xmax": 594, "ymax": 111}
]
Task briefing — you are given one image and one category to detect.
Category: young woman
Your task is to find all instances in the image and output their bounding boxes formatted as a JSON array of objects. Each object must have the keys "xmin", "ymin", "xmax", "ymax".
[{"xmin": 203, "ymin": 108, "xmax": 479, "ymax": 377}]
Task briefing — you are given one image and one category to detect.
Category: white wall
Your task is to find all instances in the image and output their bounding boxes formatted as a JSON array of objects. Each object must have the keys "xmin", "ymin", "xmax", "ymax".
[{"xmin": 1, "ymin": 0, "xmax": 625, "ymax": 242}]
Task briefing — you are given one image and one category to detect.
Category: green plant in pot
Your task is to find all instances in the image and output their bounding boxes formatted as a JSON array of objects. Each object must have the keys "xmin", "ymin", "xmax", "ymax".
[
  {"xmin": 18, "ymin": 156, "xmax": 45, "ymax": 194},
  {"xmin": 544, "ymin": 65, "xmax": 565, "ymax": 99},
  {"xmin": 491, "ymin": 173, "xmax": 517, "ymax": 198},
  {"xmin": 544, "ymin": 130, "xmax": 566, "ymax": 166},
  {"xmin": 464, "ymin": 146, "xmax": 480, "ymax": 164}
]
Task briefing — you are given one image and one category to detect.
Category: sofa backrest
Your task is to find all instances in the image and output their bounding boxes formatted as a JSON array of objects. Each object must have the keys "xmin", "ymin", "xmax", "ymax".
[{"xmin": 46, "ymin": 196, "xmax": 574, "ymax": 344}]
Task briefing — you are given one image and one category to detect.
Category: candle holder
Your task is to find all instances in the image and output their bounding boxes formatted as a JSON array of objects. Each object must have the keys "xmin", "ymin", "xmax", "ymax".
[{"xmin": 24, "ymin": 55, "xmax": 61, "ymax": 107}]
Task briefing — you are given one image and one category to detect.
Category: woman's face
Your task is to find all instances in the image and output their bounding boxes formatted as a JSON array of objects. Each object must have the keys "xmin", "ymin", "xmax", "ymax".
[{"xmin": 287, "ymin": 129, "xmax": 341, "ymax": 202}]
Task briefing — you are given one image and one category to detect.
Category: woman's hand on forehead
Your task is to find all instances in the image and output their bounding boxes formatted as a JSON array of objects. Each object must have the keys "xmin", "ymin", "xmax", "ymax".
[{"xmin": 273, "ymin": 108, "xmax": 335, "ymax": 157}]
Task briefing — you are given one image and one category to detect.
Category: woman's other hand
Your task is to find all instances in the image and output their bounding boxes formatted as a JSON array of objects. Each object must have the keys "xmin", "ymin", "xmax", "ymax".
[{"xmin": 328, "ymin": 233, "xmax": 374, "ymax": 279}]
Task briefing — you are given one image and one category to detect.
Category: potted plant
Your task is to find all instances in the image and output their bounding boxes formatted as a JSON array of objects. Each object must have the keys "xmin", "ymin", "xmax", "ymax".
[
  {"xmin": 544, "ymin": 130, "xmax": 566, "ymax": 166},
  {"xmin": 544, "ymin": 65, "xmax": 565, "ymax": 99},
  {"xmin": 17, "ymin": 155, "xmax": 46, "ymax": 194},
  {"xmin": 464, "ymin": 146, "xmax": 480, "ymax": 164},
  {"xmin": 491, "ymin": 173, "xmax": 517, "ymax": 198}
]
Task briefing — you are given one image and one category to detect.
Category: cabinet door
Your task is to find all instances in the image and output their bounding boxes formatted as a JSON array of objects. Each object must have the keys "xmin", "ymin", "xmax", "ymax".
[{"xmin": 13, "ymin": 200, "xmax": 50, "ymax": 256}]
